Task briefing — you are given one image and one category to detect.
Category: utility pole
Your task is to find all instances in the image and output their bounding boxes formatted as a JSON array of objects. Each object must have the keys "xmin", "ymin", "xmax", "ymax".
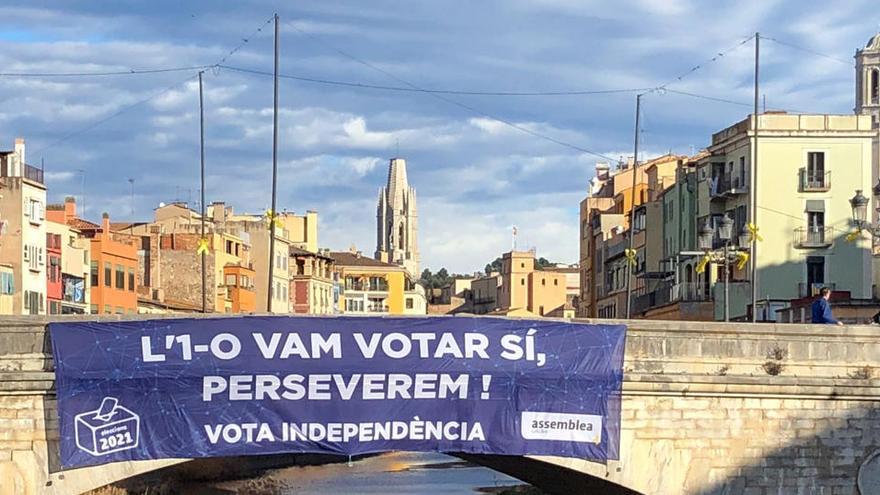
[
  {"xmin": 77, "ymin": 169, "xmax": 85, "ymax": 217},
  {"xmin": 199, "ymin": 70, "xmax": 207, "ymax": 314},
  {"xmin": 750, "ymin": 33, "xmax": 760, "ymax": 322},
  {"xmin": 625, "ymin": 93, "xmax": 642, "ymax": 319},
  {"xmin": 128, "ymin": 178, "xmax": 135, "ymax": 235},
  {"xmin": 266, "ymin": 13, "xmax": 280, "ymax": 313}
]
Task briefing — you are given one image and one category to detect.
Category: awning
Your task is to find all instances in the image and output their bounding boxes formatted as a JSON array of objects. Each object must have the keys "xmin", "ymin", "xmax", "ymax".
[{"xmin": 805, "ymin": 200, "xmax": 825, "ymax": 212}]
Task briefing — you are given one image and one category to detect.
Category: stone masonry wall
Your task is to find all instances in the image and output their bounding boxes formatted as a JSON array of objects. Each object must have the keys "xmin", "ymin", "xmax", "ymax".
[{"xmin": 2, "ymin": 316, "xmax": 880, "ymax": 494}]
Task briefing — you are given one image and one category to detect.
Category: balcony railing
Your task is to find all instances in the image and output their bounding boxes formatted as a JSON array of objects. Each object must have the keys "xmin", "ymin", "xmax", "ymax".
[
  {"xmin": 605, "ymin": 240, "xmax": 628, "ymax": 260},
  {"xmin": 798, "ymin": 282, "xmax": 835, "ymax": 298},
  {"xmin": 799, "ymin": 169, "xmax": 831, "ymax": 192},
  {"xmin": 631, "ymin": 281, "xmax": 711, "ymax": 314},
  {"xmin": 794, "ymin": 227, "xmax": 833, "ymax": 248},
  {"xmin": 710, "ymin": 175, "xmax": 748, "ymax": 198},
  {"xmin": 23, "ymin": 164, "xmax": 44, "ymax": 185}
]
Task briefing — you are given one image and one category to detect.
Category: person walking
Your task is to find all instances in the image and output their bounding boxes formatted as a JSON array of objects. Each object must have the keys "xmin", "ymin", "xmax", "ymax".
[{"xmin": 811, "ymin": 287, "xmax": 843, "ymax": 325}]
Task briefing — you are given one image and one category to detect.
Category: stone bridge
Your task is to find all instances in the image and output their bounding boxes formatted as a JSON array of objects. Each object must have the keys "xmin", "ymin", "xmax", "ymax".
[{"xmin": 2, "ymin": 315, "xmax": 880, "ymax": 495}]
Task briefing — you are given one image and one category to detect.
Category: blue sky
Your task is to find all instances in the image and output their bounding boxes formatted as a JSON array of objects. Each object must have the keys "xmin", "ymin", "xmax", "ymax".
[{"xmin": 1, "ymin": 1, "xmax": 878, "ymax": 273}]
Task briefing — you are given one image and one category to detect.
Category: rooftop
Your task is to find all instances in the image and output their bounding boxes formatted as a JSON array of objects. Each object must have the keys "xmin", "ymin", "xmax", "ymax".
[{"xmin": 329, "ymin": 251, "xmax": 399, "ymax": 268}]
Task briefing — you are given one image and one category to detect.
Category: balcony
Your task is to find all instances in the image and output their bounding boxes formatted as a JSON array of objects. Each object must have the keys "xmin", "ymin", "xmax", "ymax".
[
  {"xmin": 794, "ymin": 227, "xmax": 833, "ymax": 248},
  {"xmin": 631, "ymin": 281, "xmax": 711, "ymax": 314},
  {"xmin": 799, "ymin": 169, "xmax": 830, "ymax": 192},
  {"xmin": 710, "ymin": 175, "xmax": 748, "ymax": 199},
  {"xmin": 23, "ymin": 164, "xmax": 44, "ymax": 185},
  {"xmin": 798, "ymin": 282, "xmax": 835, "ymax": 298},
  {"xmin": 605, "ymin": 239, "xmax": 628, "ymax": 260}
]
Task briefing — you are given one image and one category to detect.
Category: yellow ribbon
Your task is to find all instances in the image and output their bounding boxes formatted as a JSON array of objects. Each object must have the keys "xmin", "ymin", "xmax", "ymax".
[
  {"xmin": 845, "ymin": 230, "xmax": 862, "ymax": 243},
  {"xmin": 735, "ymin": 251, "xmax": 749, "ymax": 270},
  {"xmin": 196, "ymin": 238, "xmax": 210, "ymax": 255},
  {"xmin": 695, "ymin": 253, "xmax": 712, "ymax": 274},
  {"xmin": 264, "ymin": 209, "xmax": 283, "ymax": 229},
  {"xmin": 624, "ymin": 248, "xmax": 637, "ymax": 266},
  {"xmin": 746, "ymin": 223, "xmax": 763, "ymax": 243}
]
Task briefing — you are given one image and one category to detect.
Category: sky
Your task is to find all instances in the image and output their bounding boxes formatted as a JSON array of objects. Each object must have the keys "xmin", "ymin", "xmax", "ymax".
[{"xmin": 1, "ymin": 1, "xmax": 878, "ymax": 274}]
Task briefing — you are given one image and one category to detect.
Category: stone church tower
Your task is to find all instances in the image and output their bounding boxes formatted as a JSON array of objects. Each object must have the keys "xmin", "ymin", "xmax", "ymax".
[
  {"xmin": 375, "ymin": 158, "xmax": 419, "ymax": 277},
  {"xmin": 856, "ymin": 33, "xmax": 880, "ymax": 126}
]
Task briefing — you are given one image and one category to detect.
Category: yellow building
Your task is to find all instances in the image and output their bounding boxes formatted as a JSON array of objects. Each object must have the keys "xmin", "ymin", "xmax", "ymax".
[
  {"xmin": 0, "ymin": 264, "xmax": 13, "ymax": 314},
  {"xmin": 46, "ymin": 218, "xmax": 90, "ymax": 314},
  {"xmin": 697, "ymin": 113, "xmax": 875, "ymax": 319},
  {"xmin": 330, "ymin": 250, "xmax": 425, "ymax": 315},
  {"xmin": 468, "ymin": 251, "xmax": 575, "ymax": 318},
  {"xmin": 580, "ymin": 154, "xmax": 681, "ymax": 318}
]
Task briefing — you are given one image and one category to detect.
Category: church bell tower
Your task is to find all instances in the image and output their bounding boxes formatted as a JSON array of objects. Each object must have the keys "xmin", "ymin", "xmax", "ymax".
[{"xmin": 856, "ymin": 33, "xmax": 880, "ymax": 127}]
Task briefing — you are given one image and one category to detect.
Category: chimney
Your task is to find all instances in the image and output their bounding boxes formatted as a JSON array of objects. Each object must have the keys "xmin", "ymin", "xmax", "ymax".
[
  {"xmin": 212, "ymin": 201, "xmax": 226, "ymax": 223},
  {"xmin": 14, "ymin": 138, "xmax": 24, "ymax": 170},
  {"xmin": 102, "ymin": 212, "xmax": 110, "ymax": 235},
  {"xmin": 64, "ymin": 196, "xmax": 77, "ymax": 222}
]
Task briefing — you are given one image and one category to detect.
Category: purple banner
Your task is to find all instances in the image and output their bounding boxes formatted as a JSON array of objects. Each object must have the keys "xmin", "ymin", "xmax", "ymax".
[{"xmin": 50, "ymin": 316, "xmax": 625, "ymax": 468}]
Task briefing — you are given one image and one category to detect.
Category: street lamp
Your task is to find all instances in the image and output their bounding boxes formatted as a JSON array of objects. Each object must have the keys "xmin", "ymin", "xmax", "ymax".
[
  {"xmin": 698, "ymin": 214, "xmax": 747, "ymax": 322},
  {"xmin": 850, "ymin": 189, "xmax": 869, "ymax": 229}
]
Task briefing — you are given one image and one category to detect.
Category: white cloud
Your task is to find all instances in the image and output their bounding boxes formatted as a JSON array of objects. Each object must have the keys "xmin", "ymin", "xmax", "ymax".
[{"xmin": 45, "ymin": 170, "xmax": 75, "ymax": 181}]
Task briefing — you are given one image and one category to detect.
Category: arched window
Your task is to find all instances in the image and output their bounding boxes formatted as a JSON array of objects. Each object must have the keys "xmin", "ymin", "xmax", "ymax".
[
  {"xmin": 872, "ymin": 69, "xmax": 880, "ymax": 104},
  {"xmin": 398, "ymin": 224, "xmax": 405, "ymax": 250}
]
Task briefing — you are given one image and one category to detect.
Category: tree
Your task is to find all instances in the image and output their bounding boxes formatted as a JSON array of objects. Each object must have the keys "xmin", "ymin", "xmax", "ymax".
[
  {"xmin": 484, "ymin": 257, "xmax": 503, "ymax": 275},
  {"xmin": 419, "ymin": 267, "xmax": 454, "ymax": 289},
  {"xmin": 536, "ymin": 257, "xmax": 552, "ymax": 268}
]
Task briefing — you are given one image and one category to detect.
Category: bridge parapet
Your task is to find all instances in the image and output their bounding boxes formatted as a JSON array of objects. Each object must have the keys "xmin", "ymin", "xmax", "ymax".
[{"xmin": 1, "ymin": 316, "xmax": 880, "ymax": 494}]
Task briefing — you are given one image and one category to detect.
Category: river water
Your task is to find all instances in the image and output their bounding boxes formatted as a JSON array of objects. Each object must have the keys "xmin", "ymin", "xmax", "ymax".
[{"xmin": 222, "ymin": 451, "xmax": 530, "ymax": 494}]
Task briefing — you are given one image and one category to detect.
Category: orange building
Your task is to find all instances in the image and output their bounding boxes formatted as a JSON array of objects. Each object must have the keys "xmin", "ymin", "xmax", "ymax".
[
  {"xmin": 48, "ymin": 198, "xmax": 138, "ymax": 314},
  {"xmin": 223, "ymin": 264, "xmax": 256, "ymax": 313}
]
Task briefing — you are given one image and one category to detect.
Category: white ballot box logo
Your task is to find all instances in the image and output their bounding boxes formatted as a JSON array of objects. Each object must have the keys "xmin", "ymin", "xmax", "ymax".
[
  {"xmin": 74, "ymin": 397, "xmax": 140, "ymax": 456},
  {"xmin": 521, "ymin": 411, "xmax": 602, "ymax": 444}
]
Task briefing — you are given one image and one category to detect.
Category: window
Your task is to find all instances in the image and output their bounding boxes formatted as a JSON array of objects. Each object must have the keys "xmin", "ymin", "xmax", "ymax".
[
  {"xmin": 807, "ymin": 210, "xmax": 825, "ymax": 243},
  {"xmin": 128, "ymin": 268, "xmax": 135, "ymax": 291},
  {"xmin": 104, "ymin": 304, "xmax": 111, "ymax": 314},
  {"xmin": 90, "ymin": 304, "xmax": 98, "ymax": 314},
  {"xmin": 104, "ymin": 262, "xmax": 111, "ymax": 287},
  {"xmin": 225, "ymin": 274, "xmax": 237, "ymax": 286},
  {"xmin": 541, "ymin": 279, "xmax": 546, "ymax": 286},
  {"xmin": 806, "ymin": 256, "xmax": 825, "ymax": 289},
  {"xmin": 115, "ymin": 265, "xmax": 124, "ymax": 289},
  {"xmin": 241, "ymin": 275, "xmax": 250, "ymax": 288},
  {"xmin": 739, "ymin": 156, "xmax": 746, "ymax": 187},
  {"xmin": 115, "ymin": 306, "xmax": 124, "ymax": 315},
  {"xmin": 521, "ymin": 278, "xmax": 525, "ymax": 286},
  {"xmin": 806, "ymin": 152, "xmax": 826, "ymax": 187},
  {"xmin": 554, "ymin": 279, "xmax": 559, "ymax": 286},
  {"xmin": 0, "ymin": 272, "xmax": 13, "ymax": 295},
  {"xmin": 406, "ymin": 298, "xmax": 414, "ymax": 309},
  {"xmin": 872, "ymin": 69, "xmax": 879, "ymax": 104},
  {"xmin": 91, "ymin": 261, "xmax": 99, "ymax": 287},
  {"xmin": 25, "ymin": 198, "xmax": 43, "ymax": 224}
]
